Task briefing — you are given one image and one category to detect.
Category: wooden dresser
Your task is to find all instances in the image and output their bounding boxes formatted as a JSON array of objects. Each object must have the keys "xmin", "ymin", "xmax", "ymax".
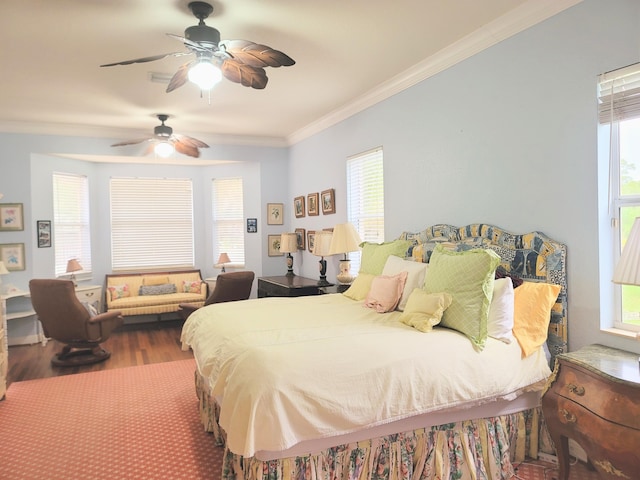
[{"xmin": 541, "ymin": 344, "xmax": 640, "ymax": 479}]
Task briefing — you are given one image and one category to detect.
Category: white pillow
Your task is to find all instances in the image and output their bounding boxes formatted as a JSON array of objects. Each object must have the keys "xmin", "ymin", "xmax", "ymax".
[
  {"xmin": 381, "ymin": 255, "xmax": 428, "ymax": 311},
  {"xmin": 487, "ymin": 278, "xmax": 514, "ymax": 343}
]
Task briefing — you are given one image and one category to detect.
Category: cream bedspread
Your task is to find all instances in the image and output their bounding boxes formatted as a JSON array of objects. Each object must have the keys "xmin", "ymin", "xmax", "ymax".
[{"xmin": 180, "ymin": 294, "xmax": 551, "ymax": 458}]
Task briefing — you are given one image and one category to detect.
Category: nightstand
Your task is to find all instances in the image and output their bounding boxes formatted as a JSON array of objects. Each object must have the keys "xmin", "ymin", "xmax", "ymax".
[
  {"xmin": 257, "ymin": 276, "xmax": 332, "ymax": 298},
  {"xmin": 75, "ymin": 284, "xmax": 103, "ymax": 312},
  {"xmin": 541, "ymin": 344, "xmax": 640, "ymax": 480},
  {"xmin": 319, "ymin": 284, "xmax": 350, "ymax": 294}
]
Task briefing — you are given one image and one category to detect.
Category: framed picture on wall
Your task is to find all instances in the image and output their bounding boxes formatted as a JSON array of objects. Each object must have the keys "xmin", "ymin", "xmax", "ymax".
[
  {"xmin": 37, "ymin": 220, "xmax": 52, "ymax": 248},
  {"xmin": 307, "ymin": 193, "xmax": 319, "ymax": 216},
  {"xmin": 295, "ymin": 228, "xmax": 306, "ymax": 250},
  {"xmin": 267, "ymin": 203, "xmax": 284, "ymax": 225},
  {"xmin": 268, "ymin": 234, "xmax": 282, "ymax": 256},
  {"xmin": 294, "ymin": 196, "xmax": 305, "ymax": 218},
  {"xmin": 0, "ymin": 243, "xmax": 25, "ymax": 271},
  {"xmin": 307, "ymin": 230, "xmax": 316, "ymax": 253},
  {"xmin": 247, "ymin": 218, "xmax": 258, "ymax": 233},
  {"xmin": 0, "ymin": 203, "xmax": 24, "ymax": 231},
  {"xmin": 321, "ymin": 189, "xmax": 336, "ymax": 215}
]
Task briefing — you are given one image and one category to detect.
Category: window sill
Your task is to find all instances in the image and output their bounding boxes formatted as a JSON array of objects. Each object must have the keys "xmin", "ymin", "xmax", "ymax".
[{"xmin": 600, "ymin": 327, "xmax": 640, "ymax": 340}]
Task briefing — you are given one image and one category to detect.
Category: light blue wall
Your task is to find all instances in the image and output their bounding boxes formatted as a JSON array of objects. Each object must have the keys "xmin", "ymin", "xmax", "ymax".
[
  {"xmin": 1, "ymin": 0, "xmax": 639, "ymax": 353},
  {"xmin": 288, "ymin": 0, "xmax": 640, "ymax": 353}
]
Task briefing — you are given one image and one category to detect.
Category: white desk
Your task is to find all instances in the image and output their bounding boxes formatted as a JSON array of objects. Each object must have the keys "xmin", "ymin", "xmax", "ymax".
[{"xmin": 1, "ymin": 290, "xmax": 35, "ymax": 398}]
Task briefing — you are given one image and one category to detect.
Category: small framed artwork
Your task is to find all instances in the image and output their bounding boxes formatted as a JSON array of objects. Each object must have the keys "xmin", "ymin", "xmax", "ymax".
[
  {"xmin": 268, "ymin": 234, "xmax": 282, "ymax": 256},
  {"xmin": 1, "ymin": 243, "xmax": 25, "ymax": 271},
  {"xmin": 307, "ymin": 230, "xmax": 316, "ymax": 253},
  {"xmin": 295, "ymin": 228, "xmax": 306, "ymax": 250},
  {"xmin": 321, "ymin": 189, "xmax": 336, "ymax": 215},
  {"xmin": 294, "ymin": 196, "xmax": 305, "ymax": 218},
  {"xmin": 37, "ymin": 220, "xmax": 52, "ymax": 248},
  {"xmin": 307, "ymin": 193, "xmax": 319, "ymax": 216},
  {"xmin": 247, "ymin": 218, "xmax": 258, "ymax": 233},
  {"xmin": 0, "ymin": 203, "xmax": 24, "ymax": 231},
  {"xmin": 267, "ymin": 203, "xmax": 284, "ymax": 225}
]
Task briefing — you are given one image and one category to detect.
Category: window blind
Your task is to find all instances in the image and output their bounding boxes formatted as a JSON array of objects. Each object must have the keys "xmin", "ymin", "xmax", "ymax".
[
  {"xmin": 53, "ymin": 172, "xmax": 92, "ymax": 278},
  {"xmin": 212, "ymin": 177, "xmax": 245, "ymax": 265},
  {"xmin": 598, "ymin": 62, "xmax": 640, "ymax": 123},
  {"xmin": 110, "ymin": 177, "xmax": 194, "ymax": 270},
  {"xmin": 347, "ymin": 147, "xmax": 384, "ymax": 273}
]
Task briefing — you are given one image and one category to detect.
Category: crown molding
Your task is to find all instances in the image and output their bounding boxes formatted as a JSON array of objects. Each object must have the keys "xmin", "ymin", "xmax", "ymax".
[{"xmin": 286, "ymin": 0, "xmax": 583, "ymax": 146}]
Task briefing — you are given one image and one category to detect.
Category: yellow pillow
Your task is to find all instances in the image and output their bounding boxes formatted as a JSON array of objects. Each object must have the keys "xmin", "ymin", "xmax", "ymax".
[
  {"xmin": 399, "ymin": 289, "xmax": 453, "ymax": 332},
  {"xmin": 143, "ymin": 275, "xmax": 169, "ymax": 286},
  {"xmin": 512, "ymin": 282, "xmax": 561, "ymax": 357},
  {"xmin": 342, "ymin": 273, "xmax": 375, "ymax": 301}
]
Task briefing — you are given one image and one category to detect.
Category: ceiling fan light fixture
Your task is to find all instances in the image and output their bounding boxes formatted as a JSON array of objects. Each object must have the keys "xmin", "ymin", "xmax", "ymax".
[
  {"xmin": 188, "ymin": 58, "xmax": 222, "ymax": 91},
  {"xmin": 154, "ymin": 141, "xmax": 175, "ymax": 158}
]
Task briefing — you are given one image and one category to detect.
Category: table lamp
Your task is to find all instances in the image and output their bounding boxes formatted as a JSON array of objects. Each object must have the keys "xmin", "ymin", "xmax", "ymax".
[
  {"xmin": 215, "ymin": 252, "xmax": 231, "ymax": 273},
  {"xmin": 66, "ymin": 258, "xmax": 83, "ymax": 286},
  {"xmin": 279, "ymin": 233, "xmax": 299, "ymax": 276},
  {"xmin": 329, "ymin": 222, "xmax": 362, "ymax": 284},
  {"xmin": 0, "ymin": 261, "xmax": 9, "ymax": 294},
  {"xmin": 312, "ymin": 230, "xmax": 334, "ymax": 286}
]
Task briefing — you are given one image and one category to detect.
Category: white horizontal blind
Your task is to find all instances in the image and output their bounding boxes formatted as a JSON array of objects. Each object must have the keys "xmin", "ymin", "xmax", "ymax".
[
  {"xmin": 212, "ymin": 177, "xmax": 245, "ymax": 265},
  {"xmin": 347, "ymin": 147, "xmax": 384, "ymax": 273},
  {"xmin": 53, "ymin": 172, "xmax": 92, "ymax": 277},
  {"xmin": 110, "ymin": 177, "xmax": 194, "ymax": 270},
  {"xmin": 598, "ymin": 62, "xmax": 640, "ymax": 123}
]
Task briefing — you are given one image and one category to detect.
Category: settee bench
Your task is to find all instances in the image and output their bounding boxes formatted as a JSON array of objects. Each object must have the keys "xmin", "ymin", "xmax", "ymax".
[{"xmin": 105, "ymin": 269, "xmax": 206, "ymax": 317}]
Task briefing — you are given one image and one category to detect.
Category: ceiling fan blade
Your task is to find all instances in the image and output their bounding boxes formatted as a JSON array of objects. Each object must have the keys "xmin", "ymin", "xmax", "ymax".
[
  {"xmin": 111, "ymin": 138, "xmax": 152, "ymax": 147},
  {"xmin": 173, "ymin": 134, "xmax": 209, "ymax": 149},
  {"xmin": 221, "ymin": 59, "xmax": 268, "ymax": 89},
  {"xmin": 100, "ymin": 51, "xmax": 190, "ymax": 67},
  {"xmin": 173, "ymin": 140, "xmax": 200, "ymax": 158},
  {"xmin": 220, "ymin": 40, "xmax": 295, "ymax": 68},
  {"xmin": 166, "ymin": 33, "xmax": 211, "ymax": 53},
  {"xmin": 166, "ymin": 62, "xmax": 192, "ymax": 93}
]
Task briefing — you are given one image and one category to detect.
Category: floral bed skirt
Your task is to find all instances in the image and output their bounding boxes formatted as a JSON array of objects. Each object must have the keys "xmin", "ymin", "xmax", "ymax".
[{"xmin": 195, "ymin": 372, "xmax": 544, "ymax": 480}]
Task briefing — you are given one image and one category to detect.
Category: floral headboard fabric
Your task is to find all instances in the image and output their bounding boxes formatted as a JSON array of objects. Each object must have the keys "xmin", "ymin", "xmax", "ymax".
[{"xmin": 398, "ymin": 223, "xmax": 568, "ymax": 363}]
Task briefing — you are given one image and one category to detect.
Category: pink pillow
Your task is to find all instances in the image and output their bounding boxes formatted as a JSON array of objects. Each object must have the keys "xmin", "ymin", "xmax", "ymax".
[{"xmin": 364, "ymin": 271, "xmax": 408, "ymax": 313}]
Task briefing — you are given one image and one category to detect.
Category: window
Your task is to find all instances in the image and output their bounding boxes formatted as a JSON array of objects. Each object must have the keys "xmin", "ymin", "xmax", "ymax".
[
  {"xmin": 110, "ymin": 177, "xmax": 194, "ymax": 270},
  {"xmin": 346, "ymin": 147, "xmax": 384, "ymax": 274},
  {"xmin": 52, "ymin": 172, "xmax": 92, "ymax": 278},
  {"xmin": 598, "ymin": 62, "xmax": 640, "ymax": 332},
  {"xmin": 212, "ymin": 177, "xmax": 245, "ymax": 265}
]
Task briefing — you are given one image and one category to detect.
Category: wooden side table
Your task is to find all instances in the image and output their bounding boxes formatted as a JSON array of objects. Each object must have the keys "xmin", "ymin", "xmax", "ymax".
[
  {"xmin": 257, "ymin": 276, "xmax": 332, "ymax": 298},
  {"xmin": 541, "ymin": 344, "xmax": 640, "ymax": 480}
]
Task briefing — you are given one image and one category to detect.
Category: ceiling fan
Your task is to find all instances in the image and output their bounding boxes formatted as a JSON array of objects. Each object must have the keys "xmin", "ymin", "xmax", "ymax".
[
  {"xmin": 100, "ymin": 1, "xmax": 295, "ymax": 92},
  {"xmin": 111, "ymin": 114, "xmax": 209, "ymax": 158}
]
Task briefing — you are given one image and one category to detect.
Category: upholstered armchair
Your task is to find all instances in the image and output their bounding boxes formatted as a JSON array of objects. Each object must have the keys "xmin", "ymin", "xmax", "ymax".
[
  {"xmin": 29, "ymin": 279, "xmax": 124, "ymax": 367},
  {"xmin": 179, "ymin": 270, "xmax": 255, "ymax": 320}
]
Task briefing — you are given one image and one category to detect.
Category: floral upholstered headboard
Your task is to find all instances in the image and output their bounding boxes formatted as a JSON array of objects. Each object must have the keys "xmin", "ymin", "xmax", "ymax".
[{"xmin": 398, "ymin": 223, "xmax": 568, "ymax": 363}]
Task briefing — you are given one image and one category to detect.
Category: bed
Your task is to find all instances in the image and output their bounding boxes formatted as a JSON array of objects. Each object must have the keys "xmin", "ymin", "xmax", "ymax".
[{"xmin": 180, "ymin": 223, "xmax": 567, "ymax": 480}]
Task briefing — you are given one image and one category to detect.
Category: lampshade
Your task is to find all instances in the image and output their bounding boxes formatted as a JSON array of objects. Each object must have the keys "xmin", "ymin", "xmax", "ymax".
[
  {"xmin": 279, "ymin": 233, "xmax": 299, "ymax": 254},
  {"xmin": 0, "ymin": 261, "xmax": 8, "ymax": 275},
  {"xmin": 188, "ymin": 56, "xmax": 222, "ymax": 90},
  {"xmin": 329, "ymin": 223, "xmax": 362, "ymax": 257},
  {"xmin": 66, "ymin": 259, "xmax": 83, "ymax": 273},
  {"xmin": 313, "ymin": 231, "xmax": 334, "ymax": 257},
  {"xmin": 215, "ymin": 252, "xmax": 231, "ymax": 272},
  {"xmin": 154, "ymin": 141, "xmax": 175, "ymax": 158},
  {"xmin": 613, "ymin": 217, "xmax": 640, "ymax": 285}
]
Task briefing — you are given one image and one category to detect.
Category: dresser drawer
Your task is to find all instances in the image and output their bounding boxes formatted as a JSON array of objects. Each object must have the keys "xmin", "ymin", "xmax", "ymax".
[
  {"xmin": 545, "ymin": 392, "xmax": 640, "ymax": 478},
  {"xmin": 553, "ymin": 362, "xmax": 640, "ymax": 429}
]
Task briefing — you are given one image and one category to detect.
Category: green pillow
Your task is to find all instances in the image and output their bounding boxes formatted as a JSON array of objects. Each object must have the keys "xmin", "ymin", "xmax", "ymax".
[
  {"xmin": 359, "ymin": 240, "xmax": 412, "ymax": 275},
  {"xmin": 424, "ymin": 245, "xmax": 500, "ymax": 350}
]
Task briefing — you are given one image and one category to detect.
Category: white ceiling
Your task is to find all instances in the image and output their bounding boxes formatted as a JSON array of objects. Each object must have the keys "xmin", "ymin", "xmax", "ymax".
[{"xmin": 0, "ymin": 0, "xmax": 581, "ymax": 148}]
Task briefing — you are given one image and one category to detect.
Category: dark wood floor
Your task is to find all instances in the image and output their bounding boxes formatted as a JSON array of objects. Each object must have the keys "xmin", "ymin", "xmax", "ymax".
[{"xmin": 6, "ymin": 318, "xmax": 194, "ymax": 386}]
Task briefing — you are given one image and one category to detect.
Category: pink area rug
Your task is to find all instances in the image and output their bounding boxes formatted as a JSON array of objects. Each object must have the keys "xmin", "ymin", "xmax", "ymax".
[{"xmin": 0, "ymin": 359, "xmax": 223, "ymax": 479}]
